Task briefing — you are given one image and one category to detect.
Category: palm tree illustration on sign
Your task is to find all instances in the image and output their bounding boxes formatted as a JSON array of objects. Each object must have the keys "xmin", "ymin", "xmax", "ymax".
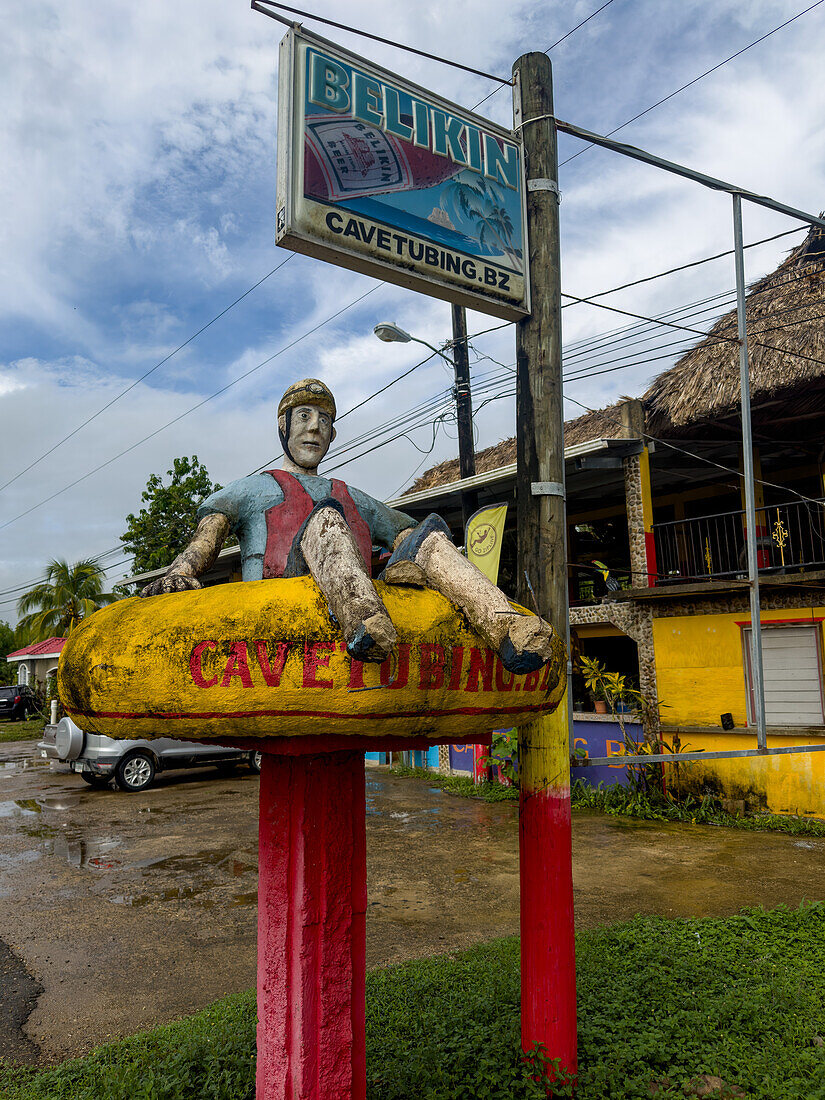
[{"xmin": 439, "ymin": 172, "xmax": 522, "ymax": 266}]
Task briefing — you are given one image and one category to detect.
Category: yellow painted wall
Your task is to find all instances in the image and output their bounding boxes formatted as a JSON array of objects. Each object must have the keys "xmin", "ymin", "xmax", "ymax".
[
  {"xmin": 669, "ymin": 729, "xmax": 825, "ymax": 818},
  {"xmin": 653, "ymin": 607, "xmax": 825, "ymax": 728},
  {"xmin": 653, "ymin": 606, "xmax": 825, "ymax": 817}
]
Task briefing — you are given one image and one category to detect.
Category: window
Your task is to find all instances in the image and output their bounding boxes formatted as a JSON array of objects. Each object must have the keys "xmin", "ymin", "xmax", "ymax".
[
  {"xmin": 743, "ymin": 623, "xmax": 825, "ymax": 726},
  {"xmin": 18, "ymin": 664, "xmax": 29, "ymax": 686}
]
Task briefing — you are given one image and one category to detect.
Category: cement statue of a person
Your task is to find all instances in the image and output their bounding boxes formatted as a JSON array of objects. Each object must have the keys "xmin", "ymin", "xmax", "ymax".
[{"xmin": 142, "ymin": 379, "xmax": 555, "ymax": 672}]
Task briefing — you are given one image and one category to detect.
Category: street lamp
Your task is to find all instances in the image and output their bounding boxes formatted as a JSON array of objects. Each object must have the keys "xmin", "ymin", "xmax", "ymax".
[
  {"xmin": 373, "ymin": 311, "xmax": 478, "ymax": 530},
  {"xmin": 373, "ymin": 322, "xmax": 440, "ymax": 358}
]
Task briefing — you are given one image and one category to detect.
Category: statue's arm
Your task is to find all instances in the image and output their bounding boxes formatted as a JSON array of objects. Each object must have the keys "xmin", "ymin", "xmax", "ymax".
[{"xmin": 140, "ymin": 513, "xmax": 231, "ymax": 597}]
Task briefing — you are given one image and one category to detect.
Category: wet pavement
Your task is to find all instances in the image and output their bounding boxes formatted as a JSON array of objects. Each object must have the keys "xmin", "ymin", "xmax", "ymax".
[{"xmin": 3, "ymin": 739, "xmax": 825, "ymax": 1065}]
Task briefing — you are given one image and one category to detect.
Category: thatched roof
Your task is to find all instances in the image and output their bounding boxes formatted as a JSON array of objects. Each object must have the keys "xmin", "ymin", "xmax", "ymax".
[
  {"xmin": 405, "ymin": 224, "xmax": 825, "ymax": 494},
  {"xmin": 404, "ymin": 403, "xmax": 624, "ymax": 494},
  {"xmin": 644, "ymin": 224, "xmax": 825, "ymax": 434}
]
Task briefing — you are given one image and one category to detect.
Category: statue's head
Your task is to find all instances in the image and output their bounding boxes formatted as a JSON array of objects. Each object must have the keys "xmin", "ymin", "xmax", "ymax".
[{"xmin": 277, "ymin": 379, "xmax": 337, "ymax": 474}]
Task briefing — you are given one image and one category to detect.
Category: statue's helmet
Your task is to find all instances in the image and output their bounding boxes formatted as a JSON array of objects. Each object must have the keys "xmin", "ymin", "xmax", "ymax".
[{"xmin": 277, "ymin": 379, "xmax": 336, "ymax": 421}]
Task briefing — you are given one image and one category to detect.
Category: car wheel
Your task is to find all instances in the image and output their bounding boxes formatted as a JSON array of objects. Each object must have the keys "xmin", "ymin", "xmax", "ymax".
[
  {"xmin": 116, "ymin": 751, "xmax": 156, "ymax": 792},
  {"xmin": 248, "ymin": 751, "xmax": 262, "ymax": 774},
  {"xmin": 81, "ymin": 773, "xmax": 112, "ymax": 789}
]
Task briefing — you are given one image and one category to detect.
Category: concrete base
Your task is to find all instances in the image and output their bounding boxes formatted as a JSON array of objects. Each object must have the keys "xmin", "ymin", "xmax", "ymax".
[{"xmin": 257, "ymin": 751, "xmax": 366, "ymax": 1099}]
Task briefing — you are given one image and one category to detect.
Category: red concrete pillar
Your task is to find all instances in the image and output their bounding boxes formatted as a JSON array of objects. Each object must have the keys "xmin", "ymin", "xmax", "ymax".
[
  {"xmin": 519, "ymin": 705, "xmax": 577, "ymax": 1081},
  {"xmin": 257, "ymin": 751, "xmax": 367, "ymax": 1100}
]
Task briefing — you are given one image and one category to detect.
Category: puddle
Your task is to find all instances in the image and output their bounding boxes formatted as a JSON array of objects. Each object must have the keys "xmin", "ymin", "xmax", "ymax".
[
  {"xmin": 110, "ymin": 882, "xmax": 213, "ymax": 907},
  {"xmin": 47, "ymin": 834, "xmax": 124, "ymax": 870},
  {"xmin": 0, "ymin": 800, "xmax": 39, "ymax": 819},
  {"xmin": 0, "ymin": 753, "xmax": 47, "ymax": 772},
  {"xmin": 39, "ymin": 795, "xmax": 79, "ymax": 811}
]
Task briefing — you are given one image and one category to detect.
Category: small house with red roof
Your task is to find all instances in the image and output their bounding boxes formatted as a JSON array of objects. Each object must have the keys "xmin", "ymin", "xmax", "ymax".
[{"xmin": 6, "ymin": 638, "xmax": 67, "ymax": 688}]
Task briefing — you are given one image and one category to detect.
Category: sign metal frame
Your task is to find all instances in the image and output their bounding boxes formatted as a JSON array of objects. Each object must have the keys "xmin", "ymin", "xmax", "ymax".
[{"xmin": 276, "ymin": 25, "xmax": 530, "ymax": 321}]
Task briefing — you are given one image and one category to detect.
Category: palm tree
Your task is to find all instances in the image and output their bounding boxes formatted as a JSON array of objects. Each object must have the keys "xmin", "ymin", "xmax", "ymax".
[
  {"xmin": 439, "ymin": 173, "xmax": 522, "ymax": 264},
  {"xmin": 16, "ymin": 558, "xmax": 115, "ymax": 642}
]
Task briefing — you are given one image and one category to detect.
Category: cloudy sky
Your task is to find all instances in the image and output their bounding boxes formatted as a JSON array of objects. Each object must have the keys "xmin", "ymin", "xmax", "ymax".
[{"xmin": 1, "ymin": 0, "xmax": 824, "ymax": 617}]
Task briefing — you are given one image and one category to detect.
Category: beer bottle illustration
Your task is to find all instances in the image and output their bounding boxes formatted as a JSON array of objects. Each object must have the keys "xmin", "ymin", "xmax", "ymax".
[{"xmin": 304, "ymin": 113, "xmax": 463, "ymax": 203}]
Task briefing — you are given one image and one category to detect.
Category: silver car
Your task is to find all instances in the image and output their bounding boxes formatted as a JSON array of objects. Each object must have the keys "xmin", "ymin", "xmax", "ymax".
[{"xmin": 38, "ymin": 718, "xmax": 262, "ymax": 792}]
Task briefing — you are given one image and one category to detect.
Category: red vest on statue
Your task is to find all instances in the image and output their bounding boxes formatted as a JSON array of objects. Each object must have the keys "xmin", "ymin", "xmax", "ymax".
[{"xmin": 262, "ymin": 470, "xmax": 374, "ymax": 579}]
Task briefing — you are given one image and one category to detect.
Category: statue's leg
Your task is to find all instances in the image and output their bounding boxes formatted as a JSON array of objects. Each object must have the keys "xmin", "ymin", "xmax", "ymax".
[
  {"xmin": 382, "ymin": 515, "xmax": 555, "ymax": 674},
  {"xmin": 298, "ymin": 502, "xmax": 396, "ymax": 664}
]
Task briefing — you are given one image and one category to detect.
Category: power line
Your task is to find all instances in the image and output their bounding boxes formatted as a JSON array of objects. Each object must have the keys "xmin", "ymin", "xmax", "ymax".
[
  {"xmin": 249, "ymin": 347, "xmax": 445, "ymax": 474},
  {"xmin": 252, "ymin": 1, "xmax": 511, "ymax": 85},
  {"xmin": 543, "ymin": 0, "xmax": 617, "ymax": 53},
  {"xmin": 0, "ymin": 256, "xmax": 294, "ymax": 496},
  {"xmin": 0, "ymin": 560, "xmax": 133, "ymax": 610},
  {"xmin": 563, "ymin": 291, "xmax": 735, "ymax": 342},
  {"xmin": 559, "ymin": 0, "xmax": 825, "ymax": 167},
  {"xmin": 0, "ymin": 547, "xmax": 123, "ymax": 600},
  {"xmin": 563, "ymin": 291, "xmax": 825, "ymax": 375},
  {"xmin": 0, "ymin": 282, "xmax": 382, "ymax": 533},
  {"xmin": 7, "ymin": 226, "xmax": 800, "ymax": 534},
  {"xmin": 562, "ymin": 225, "xmax": 805, "ymax": 308},
  {"xmin": 473, "ymin": 0, "xmax": 617, "ymax": 111}
]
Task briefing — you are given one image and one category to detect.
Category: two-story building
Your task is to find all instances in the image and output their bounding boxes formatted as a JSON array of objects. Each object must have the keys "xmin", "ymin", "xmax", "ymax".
[{"xmin": 399, "ymin": 223, "xmax": 825, "ymax": 811}]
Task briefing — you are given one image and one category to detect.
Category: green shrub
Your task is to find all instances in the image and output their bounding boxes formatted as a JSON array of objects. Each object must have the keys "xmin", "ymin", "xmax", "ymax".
[{"xmin": 572, "ymin": 779, "xmax": 825, "ymax": 836}]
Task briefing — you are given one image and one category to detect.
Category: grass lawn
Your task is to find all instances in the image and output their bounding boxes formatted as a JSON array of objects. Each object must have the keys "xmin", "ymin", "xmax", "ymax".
[
  {"xmin": 0, "ymin": 717, "xmax": 46, "ymax": 744},
  {"xmin": 3, "ymin": 903, "xmax": 825, "ymax": 1099}
]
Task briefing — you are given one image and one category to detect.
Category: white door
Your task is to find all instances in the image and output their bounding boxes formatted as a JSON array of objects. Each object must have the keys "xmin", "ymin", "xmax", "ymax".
[{"xmin": 745, "ymin": 624, "xmax": 824, "ymax": 726}]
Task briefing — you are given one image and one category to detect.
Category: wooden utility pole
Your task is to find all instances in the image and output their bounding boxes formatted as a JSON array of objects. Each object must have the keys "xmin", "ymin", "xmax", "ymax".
[
  {"xmin": 451, "ymin": 304, "xmax": 478, "ymax": 532},
  {"xmin": 513, "ymin": 51, "xmax": 577, "ymax": 1079}
]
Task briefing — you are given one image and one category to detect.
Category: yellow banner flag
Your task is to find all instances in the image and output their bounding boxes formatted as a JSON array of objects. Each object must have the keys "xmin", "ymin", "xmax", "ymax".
[{"xmin": 466, "ymin": 503, "xmax": 508, "ymax": 584}]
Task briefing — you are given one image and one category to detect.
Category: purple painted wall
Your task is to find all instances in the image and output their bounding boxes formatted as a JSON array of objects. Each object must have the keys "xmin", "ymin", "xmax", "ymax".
[{"xmin": 571, "ymin": 716, "xmax": 642, "ymax": 788}]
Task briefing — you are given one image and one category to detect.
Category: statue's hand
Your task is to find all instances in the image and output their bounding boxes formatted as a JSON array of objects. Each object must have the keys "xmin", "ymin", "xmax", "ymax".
[{"xmin": 140, "ymin": 574, "xmax": 203, "ymax": 598}]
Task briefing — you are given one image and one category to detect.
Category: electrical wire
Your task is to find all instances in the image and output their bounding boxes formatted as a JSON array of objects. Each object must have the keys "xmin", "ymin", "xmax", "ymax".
[
  {"xmin": 0, "ymin": 282, "xmax": 382, "ymax": 533},
  {"xmin": 0, "ymin": 256, "xmax": 295, "ymax": 495},
  {"xmin": 564, "ymin": 291, "xmax": 825, "ymax": 375},
  {"xmin": 0, "ymin": 556, "xmax": 133, "ymax": 609},
  {"xmin": 472, "ymin": 0, "xmax": 617, "ymax": 111},
  {"xmin": 559, "ymin": 0, "xmax": 825, "ymax": 167},
  {"xmin": 0, "ymin": 551, "xmax": 123, "ymax": 601},
  {"xmin": 562, "ymin": 226, "xmax": 805, "ymax": 308},
  {"xmin": 252, "ymin": 1, "xmax": 512, "ymax": 84},
  {"xmin": 391, "ymin": 417, "xmax": 449, "ymax": 498},
  {"xmin": 248, "ymin": 347, "xmax": 447, "ymax": 473}
]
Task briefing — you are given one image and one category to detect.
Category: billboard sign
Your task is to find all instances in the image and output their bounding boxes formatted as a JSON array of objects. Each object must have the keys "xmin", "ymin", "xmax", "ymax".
[{"xmin": 276, "ymin": 27, "xmax": 529, "ymax": 321}]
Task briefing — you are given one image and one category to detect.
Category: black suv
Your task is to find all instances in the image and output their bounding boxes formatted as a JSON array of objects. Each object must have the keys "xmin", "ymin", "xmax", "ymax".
[{"xmin": 0, "ymin": 685, "xmax": 37, "ymax": 721}]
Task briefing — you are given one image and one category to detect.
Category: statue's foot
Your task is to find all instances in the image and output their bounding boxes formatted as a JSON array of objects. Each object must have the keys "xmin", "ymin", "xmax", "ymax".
[
  {"xmin": 498, "ymin": 615, "xmax": 555, "ymax": 675},
  {"xmin": 346, "ymin": 611, "xmax": 397, "ymax": 664}
]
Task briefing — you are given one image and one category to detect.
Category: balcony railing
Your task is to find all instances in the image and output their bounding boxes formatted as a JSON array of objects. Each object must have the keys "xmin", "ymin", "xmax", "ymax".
[{"xmin": 652, "ymin": 498, "xmax": 825, "ymax": 582}]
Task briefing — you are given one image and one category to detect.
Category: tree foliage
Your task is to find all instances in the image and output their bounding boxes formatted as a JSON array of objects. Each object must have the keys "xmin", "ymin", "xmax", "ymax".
[
  {"xmin": 0, "ymin": 620, "xmax": 17, "ymax": 685},
  {"xmin": 16, "ymin": 559, "xmax": 115, "ymax": 642},
  {"xmin": 120, "ymin": 456, "xmax": 223, "ymax": 575}
]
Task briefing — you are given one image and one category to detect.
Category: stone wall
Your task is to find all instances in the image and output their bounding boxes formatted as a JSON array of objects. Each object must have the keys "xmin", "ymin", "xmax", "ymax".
[
  {"xmin": 651, "ymin": 590, "xmax": 822, "ymax": 618},
  {"xmin": 570, "ymin": 601, "xmax": 660, "ymax": 742},
  {"xmin": 623, "ymin": 453, "xmax": 648, "ymax": 587}
]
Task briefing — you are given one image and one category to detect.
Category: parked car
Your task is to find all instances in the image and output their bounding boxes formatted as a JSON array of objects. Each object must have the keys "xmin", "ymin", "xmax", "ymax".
[
  {"xmin": 0, "ymin": 684, "xmax": 38, "ymax": 722},
  {"xmin": 38, "ymin": 718, "xmax": 262, "ymax": 792}
]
